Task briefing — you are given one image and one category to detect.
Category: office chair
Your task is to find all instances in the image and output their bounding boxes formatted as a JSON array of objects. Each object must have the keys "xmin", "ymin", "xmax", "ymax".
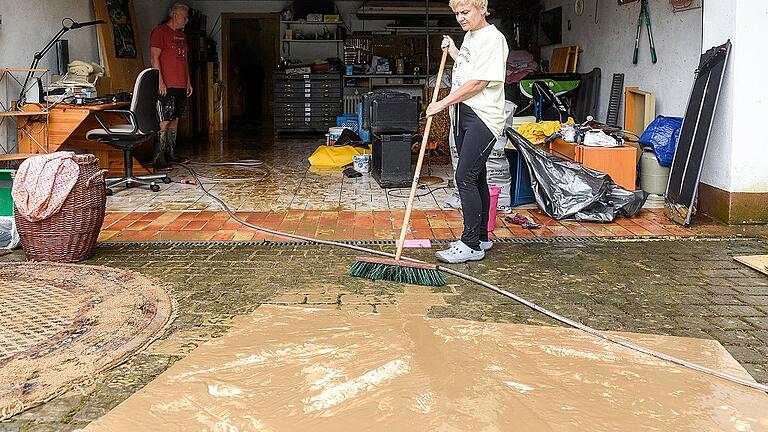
[{"xmin": 86, "ymin": 68, "xmax": 170, "ymax": 195}]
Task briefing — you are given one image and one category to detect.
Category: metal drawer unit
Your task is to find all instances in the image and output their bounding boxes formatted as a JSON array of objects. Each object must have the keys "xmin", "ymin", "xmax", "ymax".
[{"xmin": 273, "ymin": 72, "xmax": 341, "ymax": 135}]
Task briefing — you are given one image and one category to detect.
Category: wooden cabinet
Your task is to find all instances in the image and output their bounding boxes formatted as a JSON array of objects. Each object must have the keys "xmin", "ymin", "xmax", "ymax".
[{"xmin": 548, "ymin": 138, "xmax": 638, "ymax": 190}]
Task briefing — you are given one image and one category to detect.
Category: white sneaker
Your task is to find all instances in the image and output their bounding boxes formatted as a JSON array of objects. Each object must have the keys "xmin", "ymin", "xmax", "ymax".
[
  {"xmin": 450, "ymin": 240, "xmax": 493, "ymax": 251},
  {"xmin": 444, "ymin": 191, "xmax": 462, "ymax": 209},
  {"xmin": 436, "ymin": 241, "xmax": 485, "ymax": 264}
]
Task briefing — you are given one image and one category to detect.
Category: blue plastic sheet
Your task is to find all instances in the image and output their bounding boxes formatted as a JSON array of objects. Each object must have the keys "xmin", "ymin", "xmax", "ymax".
[{"xmin": 639, "ymin": 116, "xmax": 683, "ymax": 167}]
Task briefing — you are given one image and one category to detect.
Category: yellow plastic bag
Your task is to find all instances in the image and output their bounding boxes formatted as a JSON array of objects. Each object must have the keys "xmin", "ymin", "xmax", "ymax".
[
  {"xmin": 307, "ymin": 145, "xmax": 368, "ymax": 168},
  {"xmin": 518, "ymin": 119, "xmax": 574, "ymax": 145},
  {"xmin": 307, "ymin": 145, "xmax": 369, "ymax": 168}
]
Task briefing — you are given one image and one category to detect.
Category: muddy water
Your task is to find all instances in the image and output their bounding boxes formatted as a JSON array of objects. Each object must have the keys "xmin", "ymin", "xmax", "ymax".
[{"xmin": 86, "ymin": 305, "xmax": 768, "ymax": 431}]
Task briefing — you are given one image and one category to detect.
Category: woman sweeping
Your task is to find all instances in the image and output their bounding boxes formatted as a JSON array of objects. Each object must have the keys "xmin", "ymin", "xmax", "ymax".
[{"xmin": 426, "ymin": 0, "xmax": 509, "ymax": 264}]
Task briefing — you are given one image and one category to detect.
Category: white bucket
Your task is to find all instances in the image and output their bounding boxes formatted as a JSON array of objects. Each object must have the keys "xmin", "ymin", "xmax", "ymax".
[
  {"xmin": 328, "ymin": 127, "xmax": 345, "ymax": 145},
  {"xmin": 353, "ymin": 154, "xmax": 370, "ymax": 173}
]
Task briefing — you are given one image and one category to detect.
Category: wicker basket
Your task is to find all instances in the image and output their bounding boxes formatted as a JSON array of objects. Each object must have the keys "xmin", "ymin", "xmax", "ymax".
[{"xmin": 15, "ymin": 154, "xmax": 107, "ymax": 262}]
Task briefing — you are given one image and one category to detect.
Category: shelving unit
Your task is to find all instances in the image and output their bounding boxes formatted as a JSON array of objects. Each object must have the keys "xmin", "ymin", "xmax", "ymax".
[
  {"xmin": 280, "ymin": 20, "xmax": 344, "ymax": 61},
  {"xmin": 341, "ymin": 74, "xmax": 428, "ymax": 114}
]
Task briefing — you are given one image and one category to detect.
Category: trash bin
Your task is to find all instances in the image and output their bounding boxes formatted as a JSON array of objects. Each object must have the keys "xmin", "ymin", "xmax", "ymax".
[{"xmin": 640, "ymin": 148, "xmax": 670, "ymax": 196}]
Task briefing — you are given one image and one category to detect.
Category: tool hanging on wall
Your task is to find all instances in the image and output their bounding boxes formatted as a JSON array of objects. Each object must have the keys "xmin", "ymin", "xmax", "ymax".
[
  {"xmin": 633, "ymin": 0, "xmax": 657, "ymax": 64},
  {"xmin": 594, "ymin": 0, "xmax": 599, "ymax": 24}
]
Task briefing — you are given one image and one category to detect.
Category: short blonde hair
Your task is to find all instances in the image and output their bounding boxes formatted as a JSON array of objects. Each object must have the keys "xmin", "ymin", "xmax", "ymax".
[
  {"xmin": 169, "ymin": 2, "xmax": 189, "ymax": 15},
  {"xmin": 449, "ymin": 0, "xmax": 490, "ymax": 16}
]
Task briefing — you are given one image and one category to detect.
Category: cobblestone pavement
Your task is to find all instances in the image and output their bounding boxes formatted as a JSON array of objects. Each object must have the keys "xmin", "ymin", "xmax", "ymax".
[{"xmin": 2, "ymin": 237, "xmax": 768, "ymax": 431}]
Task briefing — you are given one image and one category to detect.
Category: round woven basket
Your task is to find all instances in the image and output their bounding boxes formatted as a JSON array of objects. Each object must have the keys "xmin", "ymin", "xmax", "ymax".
[{"xmin": 14, "ymin": 154, "xmax": 107, "ymax": 262}]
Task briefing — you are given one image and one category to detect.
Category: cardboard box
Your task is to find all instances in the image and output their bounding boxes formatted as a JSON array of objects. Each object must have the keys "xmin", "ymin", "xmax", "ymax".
[{"xmin": 306, "ymin": 14, "xmax": 323, "ymax": 22}]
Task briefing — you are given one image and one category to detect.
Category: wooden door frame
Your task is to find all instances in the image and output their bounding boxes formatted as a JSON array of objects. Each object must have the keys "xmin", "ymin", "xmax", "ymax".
[{"xmin": 221, "ymin": 13, "xmax": 281, "ymax": 131}]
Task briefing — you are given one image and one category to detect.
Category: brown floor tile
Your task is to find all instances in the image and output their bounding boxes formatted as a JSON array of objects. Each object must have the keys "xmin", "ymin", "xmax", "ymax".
[
  {"xmin": 97, "ymin": 231, "xmax": 120, "ymax": 241},
  {"xmin": 181, "ymin": 220, "xmax": 207, "ymax": 231},
  {"xmin": 210, "ymin": 230, "xmax": 236, "ymax": 241},
  {"xmin": 124, "ymin": 220, "xmax": 154, "ymax": 231}
]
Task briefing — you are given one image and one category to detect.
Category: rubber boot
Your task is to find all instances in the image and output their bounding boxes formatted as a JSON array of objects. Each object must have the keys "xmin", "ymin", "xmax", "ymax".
[
  {"xmin": 153, "ymin": 130, "xmax": 170, "ymax": 170},
  {"xmin": 166, "ymin": 128, "xmax": 189, "ymax": 163}
]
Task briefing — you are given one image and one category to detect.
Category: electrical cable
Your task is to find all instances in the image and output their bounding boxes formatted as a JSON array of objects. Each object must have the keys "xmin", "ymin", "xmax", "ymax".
[
  {"xmin": 387, "ymin": 185, "xmax": 450, "ymax": 199},
  {"xmin": 172, "ymin": 161, "xmax": 768, "ymax": 395},
  {"xmin": 176, "ymin": 159, "xmax": 269, "ymax": 183}
]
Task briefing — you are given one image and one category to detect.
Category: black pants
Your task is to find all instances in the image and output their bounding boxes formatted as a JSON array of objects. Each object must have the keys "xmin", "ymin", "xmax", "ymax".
[
  {"xmin": 159, "ymin": 88, "xmax": 187, "ymax": 122},
  {"xmin": 454, "ymin": 103, "xmax": 495, "ymax": 250}
]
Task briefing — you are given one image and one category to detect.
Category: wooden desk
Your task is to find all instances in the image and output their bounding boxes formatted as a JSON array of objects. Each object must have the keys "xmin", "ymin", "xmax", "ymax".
[
  {"xmin": 548, "ymin": 138, "xmax": 638, "ymax": 190},
  {"xmin": 17, "ymin": 102, "xmax": 151, "ymax": 175}
]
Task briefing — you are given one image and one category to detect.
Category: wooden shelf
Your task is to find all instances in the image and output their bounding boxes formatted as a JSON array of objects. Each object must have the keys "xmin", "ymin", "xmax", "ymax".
[
  {"xmin": 344, "ymin": 74, "xmax": 427, "ymax": 79},
  {"xmin": 282, "ymin": 39, "xmax": 343, "ymax": 43},
  {"xmin": 0, "ymin": 153, "xmax": 35, "ymax": 161},
  {"xmin": 282, "ymin": 21, "xmax": 342, "ymax": 25},
  {"xmin": 0, "ymin": 111, "xmax": 48, "ymax": 117}
]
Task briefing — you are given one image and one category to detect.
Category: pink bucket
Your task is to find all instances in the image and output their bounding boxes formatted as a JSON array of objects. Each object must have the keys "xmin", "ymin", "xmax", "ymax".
[{"xmin": 488, "ymin": 185, "xmax": 501, "ymax": 232}]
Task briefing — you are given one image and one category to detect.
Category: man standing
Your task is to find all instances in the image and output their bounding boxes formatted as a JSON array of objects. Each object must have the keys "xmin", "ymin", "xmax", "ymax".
[{"xmin": 150, "ymin": 2, "xmax": 192, "ymax": 169}]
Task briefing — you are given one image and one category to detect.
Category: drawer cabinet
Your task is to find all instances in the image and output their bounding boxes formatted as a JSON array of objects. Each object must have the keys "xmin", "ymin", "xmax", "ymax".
[{"xmin": 273, "ymin": 72, "xmax": 341, "ymax": 135}]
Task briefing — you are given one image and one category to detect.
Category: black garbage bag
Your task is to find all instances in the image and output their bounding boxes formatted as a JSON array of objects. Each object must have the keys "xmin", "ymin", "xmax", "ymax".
[
  {"xmin": 506, "ymin": 128, "xmax": 648, "ymax": 222},
  {"xmin": 335, "ymin": 128, "xmax": 366, "ymax": 148}
]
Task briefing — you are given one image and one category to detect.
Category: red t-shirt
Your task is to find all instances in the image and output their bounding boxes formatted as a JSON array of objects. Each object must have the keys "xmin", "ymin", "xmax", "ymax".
[{"xmin": 150, "ymin": 24, "xmax": 189, "ymax": 89}]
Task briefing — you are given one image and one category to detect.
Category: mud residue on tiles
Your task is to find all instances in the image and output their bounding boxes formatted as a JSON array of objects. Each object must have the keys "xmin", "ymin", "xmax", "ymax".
[{"xmin": 86, "ymin": 305, "xmax": 768, "ymax": 431}]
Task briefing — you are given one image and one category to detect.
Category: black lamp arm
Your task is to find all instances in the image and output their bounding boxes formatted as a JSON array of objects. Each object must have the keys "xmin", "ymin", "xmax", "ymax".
[{"xmin": 17, "ymin": 18, "xmax": 104, "ymax": 108}]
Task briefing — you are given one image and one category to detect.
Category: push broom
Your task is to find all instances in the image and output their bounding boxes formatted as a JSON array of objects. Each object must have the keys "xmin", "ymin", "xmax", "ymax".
[{"xmin": 349, "ymin": 48, "xmax": 449, "ymax": 287}]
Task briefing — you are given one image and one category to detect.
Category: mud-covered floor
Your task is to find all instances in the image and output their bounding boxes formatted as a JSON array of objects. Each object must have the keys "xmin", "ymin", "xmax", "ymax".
[{"xmin": 2, "ymin": 237, "xmax": 768, "ymax": 430}]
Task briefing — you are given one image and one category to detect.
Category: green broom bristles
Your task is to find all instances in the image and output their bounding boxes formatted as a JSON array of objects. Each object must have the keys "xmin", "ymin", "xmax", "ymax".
[{"xmin": 349, "ymin": 260, "xmax": 446, "ymax": 287}]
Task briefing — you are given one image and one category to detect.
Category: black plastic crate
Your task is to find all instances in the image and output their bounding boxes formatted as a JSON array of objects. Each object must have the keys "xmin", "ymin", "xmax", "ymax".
[
  {"xmin": 371, "ymin": 134, "xmax": 413, "ymax": 189},
  {"xmin": 362, "ymin": 90, "xmax": 419, "ymax": 134}
]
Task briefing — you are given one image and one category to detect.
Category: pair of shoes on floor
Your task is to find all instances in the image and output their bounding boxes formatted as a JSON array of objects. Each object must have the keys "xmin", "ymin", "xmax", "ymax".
[
  {"xmin": 505, "ymin": 213, "xmax": 541, "ymax": 229},
  {"xmin": 436, "ymin": 240, "xmax": 485, "ymax": 264},
  {"xmin": 450, "ymin": 239, "xmax": 492, "ymax": 251}
]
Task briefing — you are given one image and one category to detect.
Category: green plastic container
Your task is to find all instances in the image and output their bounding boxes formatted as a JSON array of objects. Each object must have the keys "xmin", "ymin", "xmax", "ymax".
[{"xmin": 0, "ymin": 169, "xmax": 14, "ymax": 216}]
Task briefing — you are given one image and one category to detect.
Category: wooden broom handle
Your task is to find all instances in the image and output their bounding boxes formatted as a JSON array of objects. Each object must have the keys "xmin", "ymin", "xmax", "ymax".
[{"xmin": 395, "ymin": 48, "xmax": 449, "ymax": 262}]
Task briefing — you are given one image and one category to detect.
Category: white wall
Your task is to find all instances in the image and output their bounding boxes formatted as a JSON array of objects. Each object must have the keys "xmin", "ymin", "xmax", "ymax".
[
  {"xmin": 541, "ymin": 0, "xmax": 702, "ymax": 123},
  {"xmin": 0, "ymin": 0, "xmax": 169, "ymax": 153},
  {"xmin": 699, "ymin": 0, "xmax": 734, "ymax": 191},
  {"xmin": 134, "ymin": 0, "xmax": 176, "ymax": 67},
  {"xmin": 702, "ymin": 0, "xmax": 768, "ymax": 193},
  {"xmin": 0, "ymin": 0, "xmax": 99, "ymax": 152}
]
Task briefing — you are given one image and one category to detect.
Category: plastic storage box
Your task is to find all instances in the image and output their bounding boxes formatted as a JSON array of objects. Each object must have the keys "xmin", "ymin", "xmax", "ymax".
[
  {"xmin": 504, "ymin": 149, "xmax": 536, "ymax": 206},
  {"xmin": 0, "ymin": 169, "xmax": 14, "ymax": 216}
]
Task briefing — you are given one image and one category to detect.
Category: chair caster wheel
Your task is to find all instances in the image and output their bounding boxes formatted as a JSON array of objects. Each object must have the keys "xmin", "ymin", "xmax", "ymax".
[
  {"xmin": 126, "ymin": 182, "xmax": 134, "ymax": 188},
  {"xmin": 162, "ymin": 176, "xmax": 172, "ymax": 184},
  {"xmin": 150, "ymin": 184, "xmax": 160, "ymax": 192},
  {"xmin": 106, "ymin": 188, "xmax": 113, "ymax": 196}
]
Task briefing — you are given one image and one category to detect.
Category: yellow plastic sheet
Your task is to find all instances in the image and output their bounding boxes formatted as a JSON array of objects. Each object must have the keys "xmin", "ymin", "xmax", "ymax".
[
  {"xmin": 518, "ymin": 118, "xmax": 575, "ymax": 145},
  {"xmin": 308, "ymin": 145, "xmax": 368, "ymax": 168}
]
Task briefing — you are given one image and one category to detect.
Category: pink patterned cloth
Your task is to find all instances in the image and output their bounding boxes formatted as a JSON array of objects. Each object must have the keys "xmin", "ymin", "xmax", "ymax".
[{"xmin": 11, "ymin": 152, "xmax": 80, "ymax": 222}]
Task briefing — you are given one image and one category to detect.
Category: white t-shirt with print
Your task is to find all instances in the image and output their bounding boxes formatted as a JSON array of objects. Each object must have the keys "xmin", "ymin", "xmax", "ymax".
[{"xmin": 450, "ymin": 24, "xmax": 509, "ymax": 137}]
